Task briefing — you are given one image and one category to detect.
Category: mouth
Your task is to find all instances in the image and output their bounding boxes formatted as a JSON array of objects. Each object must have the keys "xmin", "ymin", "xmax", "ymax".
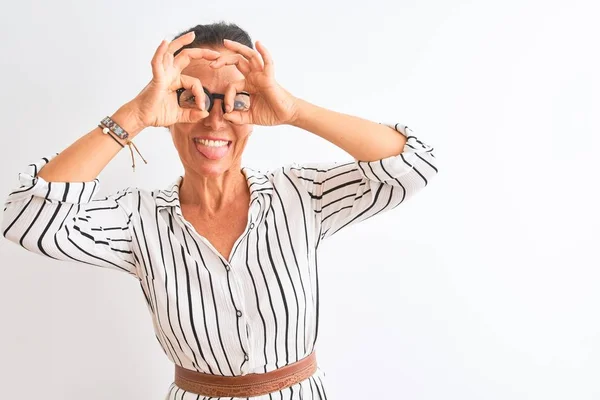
[{"xmin": 192, "ymin": 137, "xmax": 232, "ymax": 160}]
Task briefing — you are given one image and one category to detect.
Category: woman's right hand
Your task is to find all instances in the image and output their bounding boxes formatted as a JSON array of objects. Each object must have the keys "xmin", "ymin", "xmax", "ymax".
[{"xmin": 129, "ymin": 31, "xmax": 220, "ymax": 129}]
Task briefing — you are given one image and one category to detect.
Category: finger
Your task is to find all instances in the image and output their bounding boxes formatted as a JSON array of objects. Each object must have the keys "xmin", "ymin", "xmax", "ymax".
[
  {"xmin": 223, "ymin": 110, "xmax": 252, "ymax": 125},
  {"xmin": 223, "ymin": 80, "xmax": 246, "ymax": 113},
  {"xmin": 173, "ymin": 48, "xmax": 221, "ymax": 72},
  {"xmin": 151, "ymin": 40, "xmax": 169, "ymax": 80},
  {"xmin": 163, "ymin": 50, "xmax": 174, "ymax": 72},
  {"xmin": 223, "ymin": 39, "xmax": 264, "ymax": 71},
  {"xmin": 255, "ymin": 41, "xmax": 274, "ymax": 77},
  {"xmin": 165, "ymin": 31, "xmax": 195, "ymax": 60},
  {"xmin": 209, "ymin": 54, "xmax": 251, "ymax": 76},
  {"xmin": 163, "ymin": 31, "xmax": 195, "ymax": 70},
  {"xmin": 178, "ymin": 74, "xmax": 207, "ymax": 110}
]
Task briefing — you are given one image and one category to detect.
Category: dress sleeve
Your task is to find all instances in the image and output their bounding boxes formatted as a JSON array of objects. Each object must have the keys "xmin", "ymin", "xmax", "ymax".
[
  {"xmin": 284, "ymin": 122, "xmax": 439, "ymax": 242},
  {"xmin": 1, "ymin": 154, "xmax": 139, "ymax": 280}
]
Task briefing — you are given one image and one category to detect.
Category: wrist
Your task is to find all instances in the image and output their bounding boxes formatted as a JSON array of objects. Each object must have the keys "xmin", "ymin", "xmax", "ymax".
[
  {"xmin": 288, "ymin": 98, "xmax": 314, "ymax": 128},
  {"xmin": 111, "ymin": 102, "xmax": 147, "ymax": 139}
]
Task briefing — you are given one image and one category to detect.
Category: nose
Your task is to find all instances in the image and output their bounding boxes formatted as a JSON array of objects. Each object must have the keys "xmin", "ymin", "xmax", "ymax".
[{"xmin": 202, "ymin": 98, "xmax": 227, "ymax": 130}]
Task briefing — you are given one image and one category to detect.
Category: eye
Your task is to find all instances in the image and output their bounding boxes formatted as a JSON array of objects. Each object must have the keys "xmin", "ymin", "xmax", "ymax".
[
  {"xmin": 233, "ymin": 94, "xmax": 250, "ymax": 111},
  {"xmin": 179, "ymin": 89, "xmax": 196, "ymax": 107},
  {"xmin": 179, "ymin": 89, "xmax": 211, "ymax": 110}
]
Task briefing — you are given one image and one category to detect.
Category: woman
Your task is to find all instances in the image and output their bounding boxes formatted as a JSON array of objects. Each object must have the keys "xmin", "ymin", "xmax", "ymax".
[{"xmin": 2, "ymin": 22, "xmax": 439, "ymax": 399}]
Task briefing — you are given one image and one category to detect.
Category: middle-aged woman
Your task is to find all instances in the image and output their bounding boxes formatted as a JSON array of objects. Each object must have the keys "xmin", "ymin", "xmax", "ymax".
[{"xmin": 2, "ymin": 22, "xmax": 439, "ymax": 399}]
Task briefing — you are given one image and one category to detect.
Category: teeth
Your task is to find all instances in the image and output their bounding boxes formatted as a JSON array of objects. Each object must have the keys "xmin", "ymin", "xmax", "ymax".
[{"xmin": 194, "ymin": 138, "xmax": 229, "ymax": 147}]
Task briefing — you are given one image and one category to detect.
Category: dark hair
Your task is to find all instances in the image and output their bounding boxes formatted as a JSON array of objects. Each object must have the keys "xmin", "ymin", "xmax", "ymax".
[{"xmin": 172, "ymin": 21, "xmax": 253, "ymax": 57}]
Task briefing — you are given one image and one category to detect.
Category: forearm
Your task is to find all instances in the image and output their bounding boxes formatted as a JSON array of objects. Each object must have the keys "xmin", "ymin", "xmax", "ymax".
[
  {"xmin": 290, "ymin": 98, "xmax": 408, "ymax": 161},
  {"xmin": 38, "ymin": 102, "xmax": 146, "ymax": 183}
]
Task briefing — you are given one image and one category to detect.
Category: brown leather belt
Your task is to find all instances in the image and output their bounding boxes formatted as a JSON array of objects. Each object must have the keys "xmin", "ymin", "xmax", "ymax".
[{"xmin": 174, "ymin": 351, "xmax": 317, "ymax": 397}]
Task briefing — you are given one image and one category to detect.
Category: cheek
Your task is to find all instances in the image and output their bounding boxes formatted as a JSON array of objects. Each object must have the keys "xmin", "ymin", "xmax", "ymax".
[
  {"xmin": 233, "ymin": 126, "xmax": 253, "ymax": 145},
  {"xmin": 170, "ymin": 128, "xmax": 191, "ymax": 153}
]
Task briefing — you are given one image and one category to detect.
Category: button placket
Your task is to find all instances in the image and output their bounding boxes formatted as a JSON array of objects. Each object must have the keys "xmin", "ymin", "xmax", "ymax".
[
  {"xmin": 226, "ymin": 203, "xmax": 257, "ymax": 266},
  {"xmin": 231, "ymin": 200, "xmax": 261, "ymax": 372},
  {"xmin": 225, "ymin": 260, "xmax": 252, "ymax": 368}
]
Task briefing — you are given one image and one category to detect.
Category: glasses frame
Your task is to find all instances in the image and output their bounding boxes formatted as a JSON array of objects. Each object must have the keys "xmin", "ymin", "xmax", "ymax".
[{"xmin": 176, "ymin": 87, "xmax": 250, "ymax": 113}]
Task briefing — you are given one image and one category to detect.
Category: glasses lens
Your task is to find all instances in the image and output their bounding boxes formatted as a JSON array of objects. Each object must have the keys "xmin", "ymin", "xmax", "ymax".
[
  {"xmin": 233, "ymin": 93, "xmax": 251, "ymax": 111},
  {"xmin": 178, "ymin": 89, "xmax": 211, "ymax": 111},
  {"xmin": 179, "ymin": 89, "xmax": 249, "ymax": 112}
]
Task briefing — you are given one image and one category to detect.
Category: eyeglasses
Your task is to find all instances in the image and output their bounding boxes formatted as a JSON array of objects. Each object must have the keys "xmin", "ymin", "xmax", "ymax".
[{"xmin": 176, "ymin": 87, "xmax": 251, "ymax": 113}]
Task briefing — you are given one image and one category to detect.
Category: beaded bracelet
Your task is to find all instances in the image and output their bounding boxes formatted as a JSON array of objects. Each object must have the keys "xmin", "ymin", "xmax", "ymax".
[{"xmin": 99, "ymin": 116, "xmax": 147, "ymax": 172}]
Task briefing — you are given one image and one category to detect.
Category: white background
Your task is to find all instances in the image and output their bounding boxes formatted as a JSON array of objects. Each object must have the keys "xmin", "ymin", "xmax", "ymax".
[{"xmin": 0, "ymin": 0, "xmax": 599, "ymax": 399}]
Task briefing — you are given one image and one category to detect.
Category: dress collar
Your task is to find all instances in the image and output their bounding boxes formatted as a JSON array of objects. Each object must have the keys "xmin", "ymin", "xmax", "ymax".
[{"xmin": 155, "ymin": 166, "xmax": 273, "ymax": 211}]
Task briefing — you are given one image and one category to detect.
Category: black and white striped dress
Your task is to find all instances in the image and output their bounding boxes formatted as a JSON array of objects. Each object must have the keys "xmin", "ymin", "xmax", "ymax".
[{"xmin": 2, "ymin": 122, "xmax": 438, "ymax": 399}]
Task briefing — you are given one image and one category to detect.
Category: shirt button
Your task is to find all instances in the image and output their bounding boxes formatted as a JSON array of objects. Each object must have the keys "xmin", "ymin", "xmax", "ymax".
[
  {"xmin": 244, "ymin": 355, "xmax": 249, "ymax": 361},
  {"xmin": 236, "ymin": 310, "xmax": 242, "ymax": 317},
  {"xmin": 225, "ymin": 265, "xmax": 231, "ymax": 271},
  {"xmin": 249, "ymin": 222, "xmax": 255, "ymax": 229}
]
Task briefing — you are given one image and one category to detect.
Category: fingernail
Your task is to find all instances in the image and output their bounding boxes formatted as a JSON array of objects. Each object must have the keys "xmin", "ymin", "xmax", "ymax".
[{"xmin": 225, "ymin": 104, "xmax": 232, "ymax": 113}]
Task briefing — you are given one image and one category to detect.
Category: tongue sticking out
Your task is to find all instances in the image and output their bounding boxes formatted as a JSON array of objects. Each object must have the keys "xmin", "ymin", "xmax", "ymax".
[{"xmin": 195, "ymin": 141, "xmax": 230, "ymax": 160}]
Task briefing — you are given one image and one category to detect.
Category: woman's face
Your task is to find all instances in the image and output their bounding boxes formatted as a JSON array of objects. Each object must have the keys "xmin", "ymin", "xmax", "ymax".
[{"xmin": 169, "ymin": 47, "xmax": 252, "ymax": 178}]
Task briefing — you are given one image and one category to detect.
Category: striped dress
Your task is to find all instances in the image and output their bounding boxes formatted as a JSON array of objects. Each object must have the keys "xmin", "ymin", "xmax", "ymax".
[{"xmin": 2, "ymin": 122, "xmax": 438, "ymax": 399}]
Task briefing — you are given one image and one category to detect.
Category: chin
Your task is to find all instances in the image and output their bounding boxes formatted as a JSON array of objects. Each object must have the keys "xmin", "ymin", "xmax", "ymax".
[{"xmin": 188, "ymin": 146, "xmax": 239, "ymax": 177}]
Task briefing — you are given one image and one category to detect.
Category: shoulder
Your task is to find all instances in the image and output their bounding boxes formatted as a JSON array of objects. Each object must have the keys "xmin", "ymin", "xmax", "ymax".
[
  {"xmin": 271, "ymin": 160, "xmax": 353, "ymax": 182},
  {"xmin": 106, "ymin": 182, "xmax": 171, "ymax": 212},
  {"xmin": 264, "ymin": 162, "xmax": 320, "ymax": 179},
  {"xmin": 247, "ymin": 163, "xmax": 304, "ymax": 187},
  {"xmin": 103, "ymin": 186, "xmax": 141, "ymax": 211}
]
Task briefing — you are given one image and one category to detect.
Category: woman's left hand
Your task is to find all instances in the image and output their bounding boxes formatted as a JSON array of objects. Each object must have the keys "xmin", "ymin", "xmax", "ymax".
[{"xmin": 209, "ymin": 39, "xmax": 300, "ymax": 126}]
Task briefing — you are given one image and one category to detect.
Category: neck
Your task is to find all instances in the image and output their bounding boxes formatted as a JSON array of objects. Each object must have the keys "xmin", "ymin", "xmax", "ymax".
[{"xmin": 179, "ymin": 167, "xmax": 248, "ymax": 215}]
